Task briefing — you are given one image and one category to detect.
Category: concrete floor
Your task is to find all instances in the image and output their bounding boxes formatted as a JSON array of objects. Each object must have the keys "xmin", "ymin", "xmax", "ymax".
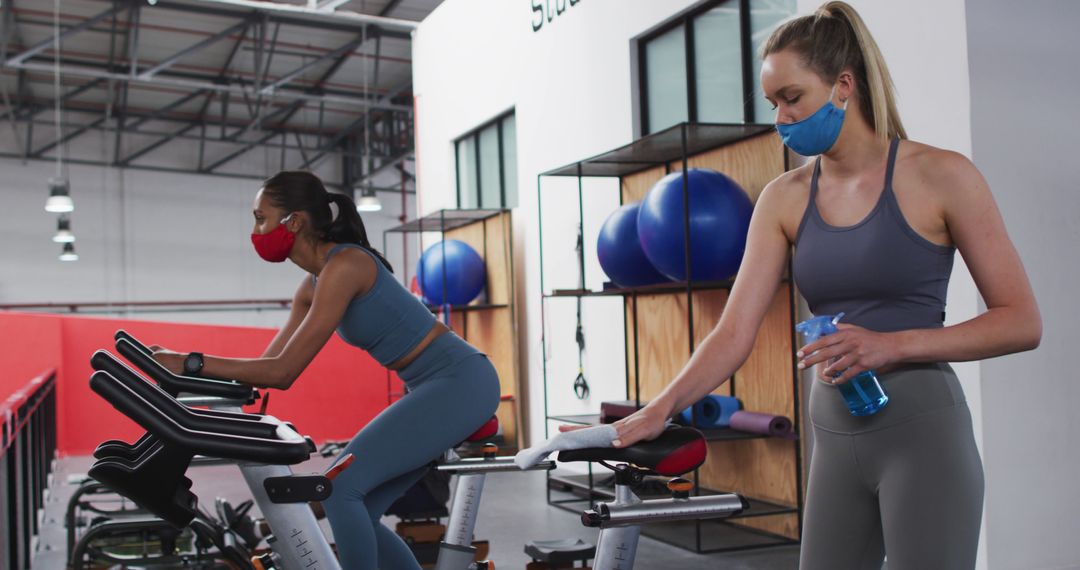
[{"xmin": 34, "ymin": 455, "xmax": 803, "ymax": 569}]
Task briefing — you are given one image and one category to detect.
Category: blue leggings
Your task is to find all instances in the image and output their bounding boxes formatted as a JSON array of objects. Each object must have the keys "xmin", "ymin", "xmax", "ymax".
[{"xmin": 321, "ymin": 333, "xmax": 501, "ymax": 570}]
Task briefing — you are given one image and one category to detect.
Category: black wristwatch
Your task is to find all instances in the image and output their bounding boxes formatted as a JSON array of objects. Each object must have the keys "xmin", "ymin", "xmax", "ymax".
[{"xmin": 183, "ymin": 352, "xmax": 205, "ymax": 376}]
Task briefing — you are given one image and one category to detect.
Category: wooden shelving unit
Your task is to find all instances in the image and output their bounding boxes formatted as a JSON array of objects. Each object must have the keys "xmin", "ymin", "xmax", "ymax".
[
  {"xmin": 537, "ymin": 122, "xmax": 805, "ymax": 553},
  {"xmin": 383, "ymin": 208, "xmax": 523, "ymax": 452}
]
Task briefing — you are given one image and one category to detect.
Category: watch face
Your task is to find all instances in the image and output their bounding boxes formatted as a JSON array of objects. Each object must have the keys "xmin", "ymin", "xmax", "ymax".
[{"xmin": 185, "ymin": 354, "xmax": 201, "ymax": 374}]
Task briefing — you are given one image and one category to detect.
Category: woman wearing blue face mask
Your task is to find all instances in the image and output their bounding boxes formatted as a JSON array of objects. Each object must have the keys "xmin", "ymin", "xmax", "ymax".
[{"xmin": 601, "ymin": 2, "xmax": 1041, "ymax": 568}]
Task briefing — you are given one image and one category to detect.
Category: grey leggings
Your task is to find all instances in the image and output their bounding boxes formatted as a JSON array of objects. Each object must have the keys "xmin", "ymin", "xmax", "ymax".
[
  {"xmin": 800, "ymin": 363, "xmax": 984, "ymax": 569},
  {"xmin": 322, "ymin": 332, "xmax": 501, "ymax": 570}
]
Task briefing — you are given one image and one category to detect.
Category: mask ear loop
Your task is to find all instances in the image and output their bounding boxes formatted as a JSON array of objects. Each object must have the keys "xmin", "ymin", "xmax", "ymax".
[{"xmin": 832, "ymin": 83, "xmax": 850, "ymax": 111}]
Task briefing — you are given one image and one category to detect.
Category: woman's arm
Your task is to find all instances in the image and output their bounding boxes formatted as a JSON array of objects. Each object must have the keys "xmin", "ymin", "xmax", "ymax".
[
  {"xmin": 894, "ymin": 152, "xmax": 1041, "ymax": 360},
  {"xmin": 261, "ymin": 277, "xmax": 315, "ymax": 358},
  {"xmin": 155, "ymin": 250, "xmax": 375, "ymax": 389},
  {"xmin": 611, "ymin": 180, "xmax": 794, "ymax": 447},
  {"xmin": 804, "ymin": 151, "xmax": 1041, "ymax": 382}
]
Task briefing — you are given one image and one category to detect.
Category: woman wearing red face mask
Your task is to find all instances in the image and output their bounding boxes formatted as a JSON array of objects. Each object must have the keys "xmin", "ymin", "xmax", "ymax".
[
  {"xmin": 599, "ymin": 2, "xmax": 1041, "ymax": 568},
  {"xmin": 152, "ymin": 171, "xmax": 501, "ymax": 570}
]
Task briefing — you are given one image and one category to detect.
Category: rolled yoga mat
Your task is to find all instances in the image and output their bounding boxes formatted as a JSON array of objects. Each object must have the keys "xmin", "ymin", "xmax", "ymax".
[
  {"xmin": 679, "ymin": 395, "xmax": 742, "ymax": 428},
  {"xmin": 729, "ymin": 411, "xmax": 796, "ymax": 439}
]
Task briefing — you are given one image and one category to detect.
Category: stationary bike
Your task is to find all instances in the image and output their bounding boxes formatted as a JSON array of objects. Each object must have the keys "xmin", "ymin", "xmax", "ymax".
[
  {"xmin": 87, "ymin": 331, "xmax": 533, "ymax": 570},
  {"xmin": 317, "ymin": 416, "xmax": 556, "ymax": 569},
  {"xmin": 557, "ymin": 426, "xmax": 749, "ymax": 569},
  {"xmin": 69, "ymin": 332, "xmax": 269, "ymax": 569},
  {"xmin": 87, "ymin": 334, "xmax": 342, "ymax": 569},
  {"xmin": 431, "ymin": 417, "xmax": 555, "ymax": 569}
]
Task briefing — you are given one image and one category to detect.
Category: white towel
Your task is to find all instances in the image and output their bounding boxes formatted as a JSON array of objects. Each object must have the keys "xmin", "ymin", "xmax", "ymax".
[{"xmin": 514, "ymin": 424, "xmax": 618, "ymax": 469}]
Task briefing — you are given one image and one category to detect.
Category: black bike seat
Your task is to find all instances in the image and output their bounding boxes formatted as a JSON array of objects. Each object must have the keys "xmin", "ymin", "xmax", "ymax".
[{"xmin": 557, "ymin": 426, "xmax": 706, "ymax": 476}]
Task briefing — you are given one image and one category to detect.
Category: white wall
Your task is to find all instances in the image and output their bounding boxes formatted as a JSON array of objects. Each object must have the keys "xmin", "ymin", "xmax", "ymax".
[
  {"xmin": 416, "ymin": 0, "xmax": 983, "ymax": 470},
  {"xmin": 966, "ymin": 1, "xmax": 1080, "ymax": 568},
  {"xmin": 415, "ymin": 0, "xmax": 714, "ymax": 450},
  {"xmin": 0, "ymin": 149, "xmax": 413, "ymax": 327},
  {"xmin": 411, "ymin": 0, "xmax": 1047, "ymax": 567}
]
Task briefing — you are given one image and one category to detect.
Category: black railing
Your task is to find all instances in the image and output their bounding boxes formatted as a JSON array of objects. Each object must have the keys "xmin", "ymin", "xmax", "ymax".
[{"xmin": 1, "ymin": 370, "xmax": 58, "ymax": 570}]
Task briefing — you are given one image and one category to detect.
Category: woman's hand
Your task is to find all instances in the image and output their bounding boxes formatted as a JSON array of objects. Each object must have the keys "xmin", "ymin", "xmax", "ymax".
[
  {"xmin": 152, "ymin": 348, "xmax": 186, "ymax": 375},
  {"xmin": 557, "ymin": 402, "xmax": 672, "ymax": 449},
  {"xmin": 797, "ymin": 324, "xmax": 901, "ymax": 384},
  {"xmin": 610, "ymin": 405, "xmax": 671, "ymax": 448}
]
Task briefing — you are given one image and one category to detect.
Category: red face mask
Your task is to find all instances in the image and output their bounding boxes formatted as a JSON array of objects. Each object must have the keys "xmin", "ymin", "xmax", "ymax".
[{"xmin": 251, "ymin": 214, "xmax": 296, "ymax": 262}]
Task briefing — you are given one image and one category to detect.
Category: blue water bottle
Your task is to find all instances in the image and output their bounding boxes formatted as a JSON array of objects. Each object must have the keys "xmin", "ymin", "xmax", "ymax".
[{"xmin": 796, "ymin": 313, "xmax": 889, "ymax": 416}]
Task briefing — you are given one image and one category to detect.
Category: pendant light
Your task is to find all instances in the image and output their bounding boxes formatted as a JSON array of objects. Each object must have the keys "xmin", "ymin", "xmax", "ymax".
[
  {"xmin": 52, "ymin": 214, "xmax": 75, "ymax": 243},
  {"xmin": 354, "ymin": 17, "xmax": 381, "ymax": 214},
  {"xmin": 356, "ymin": 187, "xmax": 382, "ymax": 212},
  {"xmin": 44, "ymin": 0, "xmax": 73, "ymax": 213},
  {"xmin": 59, "ymin": 242, "xmax": 78, "ymax": 261}
]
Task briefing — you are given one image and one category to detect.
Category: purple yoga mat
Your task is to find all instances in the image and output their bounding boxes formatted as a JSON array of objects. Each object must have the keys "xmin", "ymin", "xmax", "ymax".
[{"xmin": 729, "ymin": 411, "xmax": 797, "ymax": 439}]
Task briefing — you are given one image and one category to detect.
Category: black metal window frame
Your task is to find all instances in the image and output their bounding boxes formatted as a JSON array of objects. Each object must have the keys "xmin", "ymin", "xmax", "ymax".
[
  {"xmin": 636, "ymin": 0, "xmax": 756, "ymax": 135},
  {"xmin": 454, "ymin": 110, "xmax": 516, "ymax": 209}
]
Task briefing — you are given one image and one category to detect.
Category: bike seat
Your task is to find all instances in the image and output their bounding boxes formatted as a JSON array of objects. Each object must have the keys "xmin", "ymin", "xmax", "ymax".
[
  {"xmin": 557, "ymin": 426, "xmax": 706, "ymax": 476},
  {"xmin": 467, "ymin": 416, "xmax": 499, "ymax": 442}
]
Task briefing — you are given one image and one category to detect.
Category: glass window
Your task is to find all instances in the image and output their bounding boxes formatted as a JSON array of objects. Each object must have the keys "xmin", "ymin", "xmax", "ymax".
[
  {"xmin": 751, "ymin": 0, "xmax": 797, "ymax": 123},
  {"xmin": 454, "ymin": 112, "xmax": 518, "ymax": 209},
  {"xmin": 638, "ymin": 0, "xmax": 796, "ymax": 130},
  {"xmin": 456, "ymin": 136, "xmax": 477, "ymax": 208},
  {"xmin": 644, "ymin": 25, "xmax": 688, "ymax": 133},
  {"xmin": 693, "ymin": 5, "xmax": 744, "ymax": 123},
  {"xmin": 501, "ymin": 114, "xmax": 518, "ymax": 208},
  {"xmin": 478, "ymin": 123, "xmax": 501, "ymax": 209}
]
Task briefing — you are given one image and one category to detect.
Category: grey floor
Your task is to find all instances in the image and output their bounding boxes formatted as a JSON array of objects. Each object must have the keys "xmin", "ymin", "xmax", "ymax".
[{"xmin": 34, "ymin": 455, "xmax": 801, "ymax": 569}]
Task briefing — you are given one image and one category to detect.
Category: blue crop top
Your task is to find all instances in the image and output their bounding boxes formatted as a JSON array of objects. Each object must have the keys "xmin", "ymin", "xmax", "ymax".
[{"xmin": 313, "ymin": 243, "xmax": 436, "ymax": 366}]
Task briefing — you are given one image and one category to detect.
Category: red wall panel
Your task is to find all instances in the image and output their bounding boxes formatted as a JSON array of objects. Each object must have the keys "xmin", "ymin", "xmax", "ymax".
[
  {"xmin": 0, "ymin": 313, "xmax": 62, "ymax": 400},
  {"xmin": 1, "ymin": 312, "xmax": 390, "ymax": 456}
]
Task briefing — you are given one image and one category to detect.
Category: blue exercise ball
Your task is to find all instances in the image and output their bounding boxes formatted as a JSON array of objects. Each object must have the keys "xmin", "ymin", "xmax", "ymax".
[
  {"xmin": 597, "ymin": 202, "xmax": 669, "ymax": 288},
  {"xmin": 637, "ymin": 168, "xmax": 753, "ymax": 281},
  {"xmin": 416, "ymin": 240, "xmax": 486, "ymax": 306}
]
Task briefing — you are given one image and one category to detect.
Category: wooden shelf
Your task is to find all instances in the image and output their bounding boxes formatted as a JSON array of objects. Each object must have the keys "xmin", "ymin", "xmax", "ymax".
[
  {"xmin": 545, "ymin": 280, "xmax": 734, "ymax": 298},
  {"xmin": 385, "ymin": 208, "xmax": 506, "ymax": 233},
  {"xmin": 551, "ymin": 484, "xmax": 800, "ymax": 553},
  {"xmin": 544, "ymin": 277, "xmax": 794, "ymax": 299},
  {"xmin": 548, "ymin": 473, "xmax": 796, "ymax": 518},
  {"xmin": 383, "ymin": 210, "xmax": 523, "ymax": 451},
  {"xmin": 540, "ymin": 122, "xmax": 775, "ymax": 178},
  {"xmin": 425, "ymin": 303, "xmax": 508, "ymax": 313},
  {"xmin": 538, "ymin": 127, "xmax": 802, "ymax": 551},
  {"xmin": 546, "ymin": 414, "xmax": 783, "ymax": 442}
]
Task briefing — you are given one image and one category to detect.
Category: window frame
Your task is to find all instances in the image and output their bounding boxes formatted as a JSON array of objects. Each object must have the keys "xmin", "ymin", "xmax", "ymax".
[
  {"xmin": 454, "ymin": 110, "xmax": 515, "ymax": 209},
  {"xmin": 636, "ymin": 0, "xmax": 755, "ymax": 135}
]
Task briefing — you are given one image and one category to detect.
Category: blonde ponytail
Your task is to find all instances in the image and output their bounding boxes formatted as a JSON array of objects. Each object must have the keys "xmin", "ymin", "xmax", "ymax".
[{"xmin": 763, "ymin": 1, "xmax": 906, "ymax": 142}]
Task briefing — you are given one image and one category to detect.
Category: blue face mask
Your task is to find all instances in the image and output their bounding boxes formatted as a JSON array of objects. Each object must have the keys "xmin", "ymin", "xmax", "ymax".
[{"xmin": 775, "ymin": 85, "xmax": 847, "ymax": 156}]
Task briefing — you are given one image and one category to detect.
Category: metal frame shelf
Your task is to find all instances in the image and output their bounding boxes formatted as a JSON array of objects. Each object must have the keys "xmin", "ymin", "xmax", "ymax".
[
  {"xmin": 537, "ymin": 121, "xmax": 803, "ymax": 554},
  {"xmin": 382, "ymin": 208, "xmax": 512, "ymax": 406},
  {"xmin": 381, "ymin": 207, "xmax": 524, "ymax": 451}
]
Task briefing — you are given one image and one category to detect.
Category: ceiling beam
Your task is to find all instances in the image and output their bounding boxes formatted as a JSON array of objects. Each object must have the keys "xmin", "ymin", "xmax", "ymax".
[
  {"xmin": 4, "ymin": 4, "xmax": 123, "ymax": 66},
  {"xmin": 137, "ymin": 19, "xmax": 249, "ymax": 80},
  {"xmin": 8, "ymin": 61, "xmax": 411, "ymax": 111},
  {"xmin": 31, "ymin": 116, "xmax": 107, "ymax": 157},
  {"xmin": 0, "ymin": 150, "xmax": 415, "ymax": 193},
  {"xmin": 184, "ymin": 0, "xmax": 418, "ymax": 32},
  {"xmin": 259, "ymin": 34, "xmax": 364, "ymax": 95}
]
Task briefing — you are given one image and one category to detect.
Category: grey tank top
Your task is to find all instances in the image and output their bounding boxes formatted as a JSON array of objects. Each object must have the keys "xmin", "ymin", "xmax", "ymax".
[{"xmin": 793, "ymin": 139, "xmax": 956, "ymax": 333}]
